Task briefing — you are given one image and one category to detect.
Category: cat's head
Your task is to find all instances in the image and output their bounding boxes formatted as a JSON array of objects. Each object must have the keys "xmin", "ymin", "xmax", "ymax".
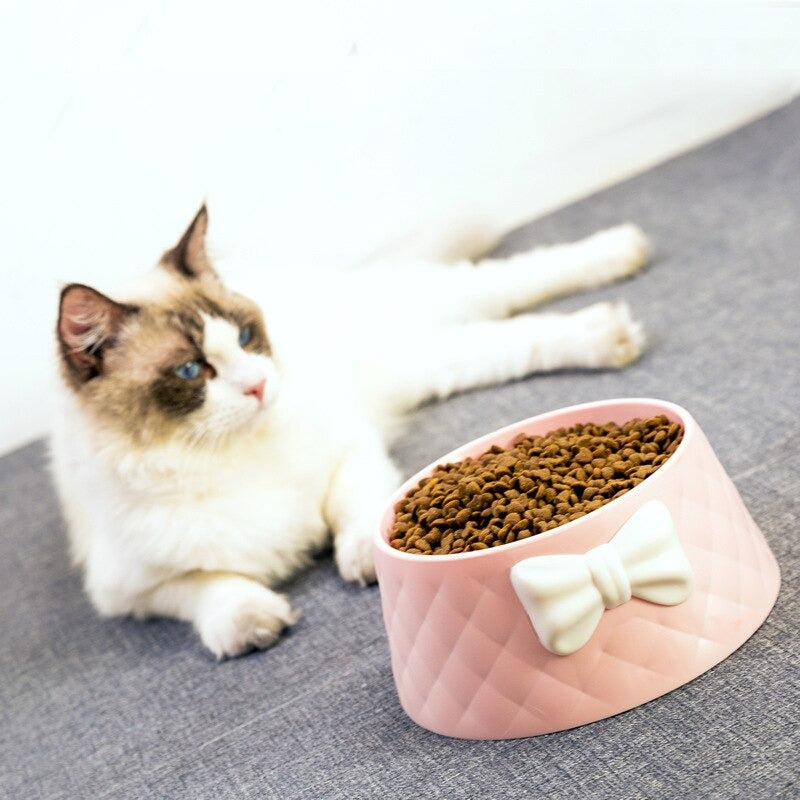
[{"xmin": 56, "ymin": 206, "xmax": 279, "ymax": 446}]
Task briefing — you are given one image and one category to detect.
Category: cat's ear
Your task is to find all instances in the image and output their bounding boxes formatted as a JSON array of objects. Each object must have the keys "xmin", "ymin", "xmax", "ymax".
[
  {"xmin": 57, "ymin": 284, "xmax": 138, "ymax": 382},
  {"xmin": 160, "ymin": 204, "xmax": 218, "ymax": 280}
]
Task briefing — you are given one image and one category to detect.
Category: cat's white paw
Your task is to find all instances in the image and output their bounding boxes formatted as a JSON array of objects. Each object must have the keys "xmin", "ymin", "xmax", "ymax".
[
  {"xmin": 197, "ymin": 581, "xmax": 299, "ymax": 660},
  {"xmin": 572, "ymin": 301, "xmax": 646, "ymax": 368},
  {"xmin": 335, "ymin": 526, "xmax": 377, "ymax": 586},
  {"xmin": 584, "ymin": 223, "xmax": 651, "ymax": 282},
  {"xmin": 604, "ymin": 301, "xmax": 646, "ymax": 367}
]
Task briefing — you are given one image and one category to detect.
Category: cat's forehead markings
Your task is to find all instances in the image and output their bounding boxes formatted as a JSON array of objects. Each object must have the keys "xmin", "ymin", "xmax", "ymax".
[
  {"xmin": 169, "ymin": 287, "xmax": 244, "ymax": 325},
  {"xmin": 168, "ymin": 309, "xmax": 204, "ymax": 346},
  {"xmin": 156, "ymin": 289, "xmax": 232, "ymax": 343}
]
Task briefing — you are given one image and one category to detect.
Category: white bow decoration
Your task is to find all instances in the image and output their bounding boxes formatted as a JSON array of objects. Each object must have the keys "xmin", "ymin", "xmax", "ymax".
[{"xmin": 510, "ymin": 501, "xmax": 693, "ymax": 656}]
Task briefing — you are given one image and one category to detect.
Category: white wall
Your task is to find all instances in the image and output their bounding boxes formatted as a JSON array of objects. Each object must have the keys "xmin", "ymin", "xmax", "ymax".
[{"xmin": 1, "ymin": 1, "xmax": 799, "ymax": 455}]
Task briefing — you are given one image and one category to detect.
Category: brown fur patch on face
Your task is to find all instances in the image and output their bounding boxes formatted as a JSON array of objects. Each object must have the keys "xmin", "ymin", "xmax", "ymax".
[
  {"xmin": 151, "ymin": 372, "xmax": 207, "ymax": 417},
  {"xmin": 58, "ymin": 279, "xmax": 272, "ymax": 445}
]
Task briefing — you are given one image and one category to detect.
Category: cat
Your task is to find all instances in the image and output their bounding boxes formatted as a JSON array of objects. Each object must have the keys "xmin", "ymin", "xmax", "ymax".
[{"xmin": 51, "ymin": 205, "xmax": 649, "ymax": 658}]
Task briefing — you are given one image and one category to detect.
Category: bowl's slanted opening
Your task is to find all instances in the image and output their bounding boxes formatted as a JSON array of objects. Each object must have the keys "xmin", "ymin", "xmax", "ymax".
[{"xmin": 377, "ymin": 398, "xmax": 694, "ymax": 561}]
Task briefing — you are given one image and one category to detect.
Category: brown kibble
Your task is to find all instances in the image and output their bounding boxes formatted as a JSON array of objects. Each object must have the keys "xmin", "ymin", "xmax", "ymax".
[
  {"xmin": 454, "ymin": 508, "xmax": 471, "ymax": 526},
  {"xmin": 574, "ymin": 447, "xmax": 592, "ymax": 464},
  {"xmin": 518, "ymin": 476, "xmax": 535, "ymax": 492},
  {"xmin": 416, "ymin": 538, "xmax": 432, "ymax": 552},
  {"xmin": 424, "ymin": 531, "xmax": 441, "ymax": 546},
  {"xmin": 391, "ymin": 416, "xmax": 683, "ymax": 555}
]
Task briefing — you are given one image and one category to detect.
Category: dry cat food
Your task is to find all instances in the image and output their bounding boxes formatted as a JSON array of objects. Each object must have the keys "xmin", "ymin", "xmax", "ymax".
[{"xmin": 390, "ymin": 416, "xmax": 683, "ymax": 555}]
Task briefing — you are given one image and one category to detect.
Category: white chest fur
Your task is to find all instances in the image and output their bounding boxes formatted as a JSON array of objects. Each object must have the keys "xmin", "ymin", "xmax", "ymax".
[{"xmin": 52, "ymin": 386, "xmax": 343, "ymax": 609}]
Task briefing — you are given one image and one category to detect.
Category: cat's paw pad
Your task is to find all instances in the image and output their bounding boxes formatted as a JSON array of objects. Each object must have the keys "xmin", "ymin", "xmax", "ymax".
[
  {"xmin": 335, "ymin": 527, "xmax": 377, "ymax": 586},
  {"xmin": 586, "ymin": 223, "xmax": 651, "ymax": 280},
  {"xmin": 198, "ymin": 583, "xmax": 299, "ymax": 660}
]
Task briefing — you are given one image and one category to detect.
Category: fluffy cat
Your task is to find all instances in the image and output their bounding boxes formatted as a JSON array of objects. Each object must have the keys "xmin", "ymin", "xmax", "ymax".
[{"xmin": 51, "ymin": 206, "xmax": 649, "ymax": 658}]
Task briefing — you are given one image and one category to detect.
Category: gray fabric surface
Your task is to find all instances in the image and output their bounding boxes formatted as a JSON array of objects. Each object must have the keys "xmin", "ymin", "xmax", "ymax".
[{"xmin": 2, "ymin": 100, "xmax": 799, "ymax": 799}]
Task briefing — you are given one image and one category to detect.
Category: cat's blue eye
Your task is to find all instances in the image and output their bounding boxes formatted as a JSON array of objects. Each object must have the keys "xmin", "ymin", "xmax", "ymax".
[
  {"xmin": 175, "ymin": 360, "xmax": 203, "ymax": 380},
  {"xmin": 238, "ymin": 326, "xmax": 252, "ymax": 347}
]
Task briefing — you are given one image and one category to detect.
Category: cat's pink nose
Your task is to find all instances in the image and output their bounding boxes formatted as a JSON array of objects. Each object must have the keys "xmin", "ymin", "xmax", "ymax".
[{"xmin": 244, "ymin": 379, "xmax": 266, "ymax": 403}]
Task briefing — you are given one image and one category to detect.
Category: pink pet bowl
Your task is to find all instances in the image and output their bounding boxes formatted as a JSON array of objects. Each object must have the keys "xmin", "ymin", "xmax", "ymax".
[{"xmin": 374, "ymin": 398, "xmax": 780, "ymax": 739}]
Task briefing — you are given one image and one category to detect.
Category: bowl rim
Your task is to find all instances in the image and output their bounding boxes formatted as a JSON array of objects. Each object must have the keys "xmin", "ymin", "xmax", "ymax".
[{"xmin": 375, "ymin": 397, "xmax": 697, "ymax": 563}]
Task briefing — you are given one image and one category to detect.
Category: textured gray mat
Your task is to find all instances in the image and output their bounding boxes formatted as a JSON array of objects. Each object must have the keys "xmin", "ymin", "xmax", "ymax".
[{"xmin": 2, "ymin": 101, "xmax": 799, "ymax": 799}]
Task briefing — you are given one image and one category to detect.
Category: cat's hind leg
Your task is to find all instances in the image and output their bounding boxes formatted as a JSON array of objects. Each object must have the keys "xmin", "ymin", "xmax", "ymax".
[
  {"xmin": 447, "ymin": 223, "xmax": 650, "ymax": 321},
  {"xmin": 386, "ymin": 301, "xmax": 645, "ymax": 409}
]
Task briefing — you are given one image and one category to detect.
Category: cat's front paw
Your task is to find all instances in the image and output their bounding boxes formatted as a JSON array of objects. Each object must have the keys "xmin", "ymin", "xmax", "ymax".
[
  {"xmin": 335, "ymin": 527, "xmax": 377, "ymax": 586},
  {"xmin": 197, "ymin": 580, "xmax": 299, "ymax": 660}
]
